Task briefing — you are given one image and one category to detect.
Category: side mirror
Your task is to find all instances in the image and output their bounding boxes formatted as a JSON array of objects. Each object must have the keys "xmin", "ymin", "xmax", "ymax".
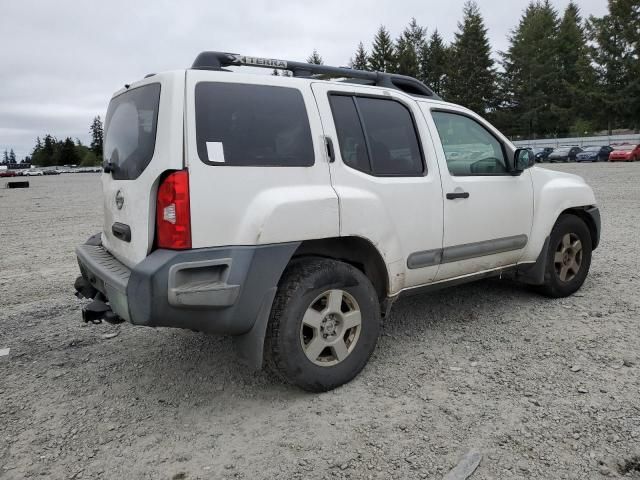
[{"xmin": 513, "ymin": 148, "xmax": 534, "ymax": 173}]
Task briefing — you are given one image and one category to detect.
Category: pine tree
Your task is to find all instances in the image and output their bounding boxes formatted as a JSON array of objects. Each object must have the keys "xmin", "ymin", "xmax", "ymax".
[
  {"xmin": 2, "ymin": 150, "xmax": 8, "ymax": 164},
  {"xmin": 420, "ymin": 30, "xmax": 449, "ymax": 95},
  {"xmin": 59, "ymin": 137, "xmax": 80, "ymax": 165},
  {"xmin": 395, "ymin": 18, "xmax": 426, "ymax": 78},
  {"xmin": 588, "ymin": 0, "xmax": 640, "ymax": 133},
  {"xmin": 351, "ymin": 42, "xmax": 369, "ymax": 70},
  {"xmin": 90, "ymin": 116, "xmax": 104, "ymax": 157},
  {"xmin": 369, "ymin": 26, "xmax": 396, "ymax": 72},
  {"xmin": 500, "ymin": 1, "xmax": 563, "ymax": 137},
  {"xmin": 9, "ymin": 148, "xmax": 16, "ymax": 163},
  {"xmin": 307, "ymin": 50, "xmax": 323, "ymax": 65},
  {"xmin": 556, "ymin": 2, "xmax": 596, "ymax": 132},
  {"xmin": 445, "ymin": 1, "xmax": 497, "ymax": 114}
]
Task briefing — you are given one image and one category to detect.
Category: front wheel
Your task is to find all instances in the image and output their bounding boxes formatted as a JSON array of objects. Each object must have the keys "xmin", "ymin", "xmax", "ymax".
[
  {"xmin": 538, "ymin": 214, "xmax": 592, "ymax": 298},
  {"xmin": 265, "ymin": 258, "xmax": 381, "ymax": 392}
]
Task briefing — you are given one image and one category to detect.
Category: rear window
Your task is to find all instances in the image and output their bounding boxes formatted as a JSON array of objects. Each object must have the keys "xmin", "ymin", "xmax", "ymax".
[
  {"xmin": 104, "ymin": 83, "xmax": 161, "ymax": 180},
  {"xmin": 194, "ymin": 82, "xmax": 314, "ymax": 166}
]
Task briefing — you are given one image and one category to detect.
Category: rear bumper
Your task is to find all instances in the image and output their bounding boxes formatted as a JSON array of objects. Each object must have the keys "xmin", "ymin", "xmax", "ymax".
[{"xmin": 75, "ymin": 235, "xmax": 299, "ymax": 335}]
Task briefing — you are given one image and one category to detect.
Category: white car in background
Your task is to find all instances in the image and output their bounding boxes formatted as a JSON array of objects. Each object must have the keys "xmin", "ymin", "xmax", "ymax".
[{"xmin": 23, "ymin": 169, "xmax": 43, "ymax": 176}]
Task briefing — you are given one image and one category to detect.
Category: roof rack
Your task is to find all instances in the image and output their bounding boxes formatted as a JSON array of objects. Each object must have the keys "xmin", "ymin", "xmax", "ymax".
[{"xmin": 191, "ymin": 51, "xmax": 441, "ymax": 99}]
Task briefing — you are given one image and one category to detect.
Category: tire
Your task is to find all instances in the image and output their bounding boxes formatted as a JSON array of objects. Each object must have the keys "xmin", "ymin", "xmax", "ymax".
[
  {"xmin": 264, "ymin": 258, "xmax": 381, "ymax": 392},
  {"xmin": 537, "ymin": 214, "xmax": 592, "ymax": 298}
]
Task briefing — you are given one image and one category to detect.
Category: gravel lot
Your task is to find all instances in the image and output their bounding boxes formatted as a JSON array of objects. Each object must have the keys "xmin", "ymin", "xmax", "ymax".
[{"xmin": 1, "ymin": 163, "xmax": 639, "ymax": 480}]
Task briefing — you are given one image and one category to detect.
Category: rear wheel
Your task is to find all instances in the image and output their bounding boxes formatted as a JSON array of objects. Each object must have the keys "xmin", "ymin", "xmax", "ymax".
[
  {"xmin": 538, "ymin": 214, "xmax": 592, "ymax": 298},
  {"xmin": 265, "ymin": 258, "xmax": 381, "ymax": 392}
]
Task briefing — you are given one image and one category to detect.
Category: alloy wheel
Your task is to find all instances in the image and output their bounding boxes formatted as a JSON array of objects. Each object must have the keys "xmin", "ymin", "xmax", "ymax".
[
  {"xmin": 554, "ymin": 233, "xmax": 583, "ymax": 282},
  {"xmin": 299, "ymin": 289, "xmax": 362, "ymax": 367}
]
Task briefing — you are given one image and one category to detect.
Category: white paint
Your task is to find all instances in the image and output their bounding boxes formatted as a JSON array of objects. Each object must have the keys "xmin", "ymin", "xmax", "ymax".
[
  {"xmin": 101, "ymin": 71, "xmax": 186, "ymax": 268},
  {"xmin": 0, "ymin": 348, "xmax": 9, "ymax": 357},
  {"xmin": 205, "ymin": 142, "xmax": 225, "ymax": 163},
  {"xmin": 311, "ymin": 81, "xmax": 444, "ymax": 291},
  {"xmin": 185, "ymin": 71, "xmax": 339, "ymax": 248},
  {"xmin": 97, "ymin": 69, "xmax": 599, "ymax": 295}
]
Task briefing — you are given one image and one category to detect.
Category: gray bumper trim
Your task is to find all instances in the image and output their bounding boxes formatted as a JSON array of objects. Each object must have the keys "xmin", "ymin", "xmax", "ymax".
[{"xmin": 76, "ymin": 238, "xmax": 299, "ymax": 337}]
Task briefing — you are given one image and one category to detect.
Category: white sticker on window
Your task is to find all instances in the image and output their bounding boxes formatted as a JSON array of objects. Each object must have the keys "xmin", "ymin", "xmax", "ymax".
[{"xmin": 206, "ymin": 142, "xmax": 225, "ymax": 163}]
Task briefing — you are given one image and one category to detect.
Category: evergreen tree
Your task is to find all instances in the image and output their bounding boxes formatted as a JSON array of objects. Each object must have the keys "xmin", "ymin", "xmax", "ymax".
[
  {"xmin": 59, "ymin": 137, "xmax": 80, "ymax": 165},
  {"xmin": 420, "ymin": 30, "xmax": 449, "ymax": 96},
  {"xmin": 9, "ymin": 149, "xmax": 16, "ymax": 163},
  {"xmin": 395, "ymin": 18, "xmax": 426, "ymax": 78},
  {"xmin": 369, "ymin": 26, "xmax": 396, "ymax": 72},
  {"xmin": 500, "ymin": 1, "xmax": 563, "ymax": 137},
  {"xmin": 351, "ymin": 42, "xmax": 369, "ymax": 70},
  {"xmin": 306, "ymin": 49, "xmax": 323, "ymax": 65},
  {"xmin": 588, "ymin": 0, "xmax": 640, "ymax": 133},
  {"xmin": 445, "ymin": 1, "xmax": 497, "ymax": 114},
  {"xmin": 90, "ymin": 116, "xmax": 103, "ymax": 157},
  {"xmin": 2, "ymin": 150, "xmax": 8, "ymax": 164},
  {"xmin": 556, "ymin": 2, "xmax": 596, "ymax": 132}
]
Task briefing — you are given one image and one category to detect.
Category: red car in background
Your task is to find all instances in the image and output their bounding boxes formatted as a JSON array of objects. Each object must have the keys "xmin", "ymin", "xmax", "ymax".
[
  {"xmin": 609, "ymin": 144, "xmax": 640, "ymax": 162},
  {"xmin": 0, "ymin": 169, "xmax": 17, "ymax": 177}
]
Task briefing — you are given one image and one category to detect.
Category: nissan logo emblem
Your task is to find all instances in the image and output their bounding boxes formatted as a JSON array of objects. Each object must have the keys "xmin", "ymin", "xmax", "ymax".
[{"xmin": 115, "ymin": 190, "xmax": 124, "ymax": 210}]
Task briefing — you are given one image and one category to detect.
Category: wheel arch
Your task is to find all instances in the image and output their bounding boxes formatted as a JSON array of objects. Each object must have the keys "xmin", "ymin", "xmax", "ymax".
[
  {"xmin": 292, "ymin": 236, "xmax": 389, "ymax": 303},
  {"xmin": 560, "ymin": 206, "xmax": 600, "ymax": 250}
]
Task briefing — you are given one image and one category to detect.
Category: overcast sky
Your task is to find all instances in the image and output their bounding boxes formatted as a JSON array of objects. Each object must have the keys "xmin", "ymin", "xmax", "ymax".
[{"xmin": 0, "ymin": 0, "xmax": 607, "ymax": 160}]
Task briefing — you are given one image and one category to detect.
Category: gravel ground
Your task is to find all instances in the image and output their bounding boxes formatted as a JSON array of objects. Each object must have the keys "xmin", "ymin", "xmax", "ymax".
[{"xmin": 1, "ymin": 163, "xmax": 639, "ymax": 480}]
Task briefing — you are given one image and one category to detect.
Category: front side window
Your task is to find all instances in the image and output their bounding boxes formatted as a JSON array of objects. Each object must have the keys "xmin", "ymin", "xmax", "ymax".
[
  {"xmin": 104, "ymin": 83, "xmax": 161, "ymax": 180},
  {"xmin": 195, "ymin": 83, "xmax": 314, "ymax": 167},
  {"xmin": 329, "ymin": 94, "xmax": 424, "ymax": 176},
  {"xmin": 431, "ymin": 111, "xmax": 508, "ymax": 176}
]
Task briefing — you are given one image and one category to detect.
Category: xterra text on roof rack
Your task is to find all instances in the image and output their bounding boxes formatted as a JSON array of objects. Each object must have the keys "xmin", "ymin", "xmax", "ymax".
[{"xmin": 74, "ymin": 52, "xmax": 600, "ymax": 391}]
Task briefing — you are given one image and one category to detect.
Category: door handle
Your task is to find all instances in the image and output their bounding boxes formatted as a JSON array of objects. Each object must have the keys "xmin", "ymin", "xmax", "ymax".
[
  {"xmin": 446, "ymin": 191, "xmax": 470, "ymax": 200},
  {"xmin": 324, "ymin": 136, "xmax": 335, "ymax": 163}
]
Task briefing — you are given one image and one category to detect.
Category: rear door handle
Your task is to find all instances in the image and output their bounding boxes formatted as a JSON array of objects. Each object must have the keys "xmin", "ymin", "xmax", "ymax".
[
  {"xmin": 446, "ymin": 191, "xmax": 470, "ymax": 200},
  {"xmin": 324, "ymin": 136, "xmax": 335, "ymax": 163}
]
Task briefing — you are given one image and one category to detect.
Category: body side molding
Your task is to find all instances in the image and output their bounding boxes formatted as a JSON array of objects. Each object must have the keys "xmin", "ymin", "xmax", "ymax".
[{"xmin": 407, "ymin": 234, "xmax": 528, "ymax": 270}]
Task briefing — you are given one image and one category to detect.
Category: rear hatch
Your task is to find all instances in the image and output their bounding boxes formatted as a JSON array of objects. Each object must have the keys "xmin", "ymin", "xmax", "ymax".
[{"xmin": 101, "ymin": 72, "xmax": 185, "ymax": 268}]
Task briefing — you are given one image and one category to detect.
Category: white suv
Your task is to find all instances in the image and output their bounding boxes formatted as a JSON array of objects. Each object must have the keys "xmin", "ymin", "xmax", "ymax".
[{"xmin": 74, "ymin": 52, "xmax": 600, "ymax": 391}]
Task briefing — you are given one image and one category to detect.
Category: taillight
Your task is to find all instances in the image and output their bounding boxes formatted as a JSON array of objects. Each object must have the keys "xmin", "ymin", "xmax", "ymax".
[{"xmin": 156, "ymin": 170, "xmax": 191, "ymax": 249}]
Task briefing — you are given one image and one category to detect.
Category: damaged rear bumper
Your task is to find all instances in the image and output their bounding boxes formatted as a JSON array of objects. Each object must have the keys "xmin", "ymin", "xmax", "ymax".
[{"xmin": 74, "ymin": 234, "xmax": 298, "ymax": 336}]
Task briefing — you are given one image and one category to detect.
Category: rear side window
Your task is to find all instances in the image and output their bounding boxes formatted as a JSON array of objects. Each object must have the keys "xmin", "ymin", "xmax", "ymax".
[
  {"xmin": 329, "ymin": 94, "xmax": 424, "ymax": 176},
  {"xmin": 195, "ymin": 83, "xmax": 314, "ymax": 166},
  {"xmin": 104, "ymin": 83, "xmax": 161, "ymax": 180}
]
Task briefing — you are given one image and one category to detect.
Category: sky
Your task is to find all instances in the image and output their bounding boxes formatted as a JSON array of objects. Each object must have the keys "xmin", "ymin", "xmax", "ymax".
[{"xmin": 0, "ymin": 0, "xmax": 608, "ymax": 161}]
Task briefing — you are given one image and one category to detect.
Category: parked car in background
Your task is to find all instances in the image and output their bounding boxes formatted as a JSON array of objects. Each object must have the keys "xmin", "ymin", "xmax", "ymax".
[
  {"xmin": 0, "ymin": 169, "xmax": 17, "ymax": 177},
  {"xmin": 533, "ymin": 147, "xmax": 554, "ymax": 162},
  {"xmin": 548, "ymin": 146, "xmax": 583, "ymax": 162},
  {"xmin": 609, "ymin": 144, "xmax": 640, "ymax": 162},
  {"xmin": 43, "ymin": 169, "xmax": 61, "ymax": 175},
  {"xmin": 576, "ymin": 145, "xmax": 613, "ymax": 162},
  {"xmin": 23, "ymin": 169, "xmax": 43, "ymax": 176}
]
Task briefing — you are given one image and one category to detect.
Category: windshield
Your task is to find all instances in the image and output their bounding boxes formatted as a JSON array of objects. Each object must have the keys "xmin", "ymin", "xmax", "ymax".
[
  {"xmin": 583, "ymin": 146, "xmax": 600, "ymax": 152},
  {"xmin": 614, "ymin": 145, "xmax": 634, "ymax": 151},
  {"xmin": 104, "ymin": 83, "xmax": 161, "ymax": 180},
  {"xmin": 555, "ymin": 148, "xmax": 570, "ymax": 153}
]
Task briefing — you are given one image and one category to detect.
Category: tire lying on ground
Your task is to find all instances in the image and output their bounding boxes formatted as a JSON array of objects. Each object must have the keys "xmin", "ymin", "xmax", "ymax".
[{"xmin": 265, "ymin": 258, "xmax": 381, "ymax": 392}]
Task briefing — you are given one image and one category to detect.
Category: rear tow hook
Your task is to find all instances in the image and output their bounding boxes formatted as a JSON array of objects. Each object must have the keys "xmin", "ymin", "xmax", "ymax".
[{"xmin": 81, "ymin": 295, "xmax": 124, "ymax": 325}]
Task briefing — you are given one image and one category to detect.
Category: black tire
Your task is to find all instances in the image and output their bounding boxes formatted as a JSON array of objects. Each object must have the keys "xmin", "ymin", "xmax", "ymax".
[
  {"xmin": 264, "ymin": 257, "xmax": 381, "ymax": 392},
  {"xmin": 538, "ymin": 214, "xmax": 592, "ymax": 298}
]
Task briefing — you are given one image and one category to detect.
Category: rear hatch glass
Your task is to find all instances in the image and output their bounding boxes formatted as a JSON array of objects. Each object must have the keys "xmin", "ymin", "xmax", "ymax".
[{"xmin": 104, "ymin": 83, "xmax": 161, "ymax": 180}]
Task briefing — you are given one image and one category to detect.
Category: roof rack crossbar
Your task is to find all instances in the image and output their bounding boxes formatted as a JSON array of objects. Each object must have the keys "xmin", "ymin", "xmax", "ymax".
[{"xmin": 191, "ymin": 51, "xmax": 441, "ymax": 99}]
